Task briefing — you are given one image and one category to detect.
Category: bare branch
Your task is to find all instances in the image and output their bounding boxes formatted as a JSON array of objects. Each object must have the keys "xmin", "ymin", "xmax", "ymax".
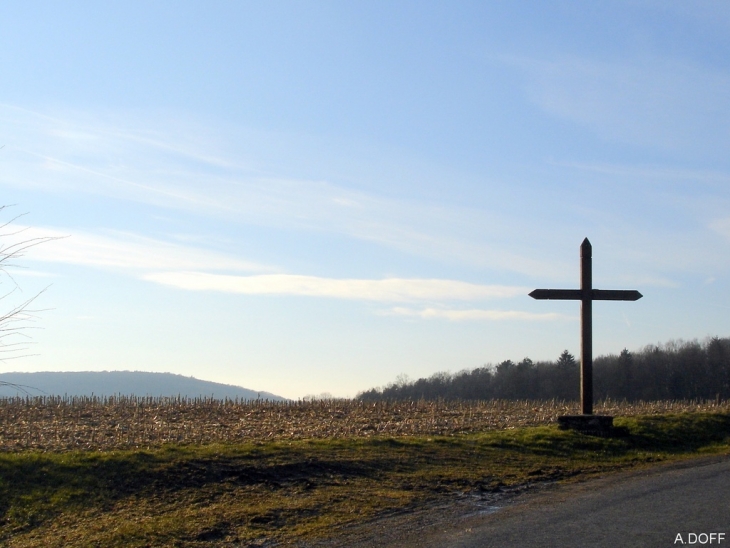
[{"xmin": 0, "ymin": 207, "xmax": 57, "ymax": 363}]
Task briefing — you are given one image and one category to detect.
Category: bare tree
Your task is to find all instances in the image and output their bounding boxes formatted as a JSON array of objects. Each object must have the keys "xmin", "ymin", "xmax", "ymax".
[{"xmin": 0, "ymin": 206, "xmax": 60, "ymax": 390}]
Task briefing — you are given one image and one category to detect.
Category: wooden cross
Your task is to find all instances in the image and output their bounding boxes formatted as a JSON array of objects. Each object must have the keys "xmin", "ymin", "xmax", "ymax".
[{"xmin": 530, "ymin": 238, "xmax": 642, "ymax": 415}]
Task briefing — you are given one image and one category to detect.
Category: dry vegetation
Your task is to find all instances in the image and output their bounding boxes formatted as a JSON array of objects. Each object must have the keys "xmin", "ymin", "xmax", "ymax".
[
  {"xmin": 2, "ymin": 395, "xmax": 730, "ymax": 452},
  {"xmin": 1, "ymin": 404, "xmax": 729, "ymax": 546}
]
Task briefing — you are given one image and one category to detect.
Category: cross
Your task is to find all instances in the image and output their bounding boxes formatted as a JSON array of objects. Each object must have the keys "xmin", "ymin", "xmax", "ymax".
[{"xmin": 530, "ymin": 238, "xmax": 642, "ymax": 415}]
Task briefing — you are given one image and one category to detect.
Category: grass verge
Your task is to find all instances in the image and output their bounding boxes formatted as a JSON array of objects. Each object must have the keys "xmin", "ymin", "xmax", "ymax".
[{"xmin": 1, "ymin": 412, "xmax": 729, "ymax": 547}]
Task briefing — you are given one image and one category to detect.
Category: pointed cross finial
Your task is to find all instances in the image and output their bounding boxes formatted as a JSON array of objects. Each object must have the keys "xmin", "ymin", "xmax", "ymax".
[{"xmin": 581, "ymin": 238, "xmax": 591, "ymax": 256}]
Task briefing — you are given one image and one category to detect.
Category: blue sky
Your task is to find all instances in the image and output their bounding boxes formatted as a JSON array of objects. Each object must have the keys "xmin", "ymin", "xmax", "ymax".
[{"xmin": 1, "ymin": 1, "xmax": 729, "ymax": 398}]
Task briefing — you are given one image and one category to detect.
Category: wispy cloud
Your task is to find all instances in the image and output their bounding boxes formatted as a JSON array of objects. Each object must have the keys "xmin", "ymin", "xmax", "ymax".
[
  {"xmin": 0, "ymin": 104, "xmax": 565, "ymax": 279},
  {"xmin": 23, "ymin": 227, "xmax": 271, "ymax": 273},
  {"xmin": 383, "ymin": 306, "xmax": 567, "ymax": 321},
  {"xmin": 141, "ymin": 271, "xmax": 528, "ymax": 302},
  {"xmin": 502, "ymin": 54, "xmax": 730, "ymax": 154},
  {"xmin": 551, "ymin": 160, "xmax": 730, "ymax": 190},
  {"xmin": 6, "ymin": 269, "xmax": 57, "ymax": 279},
  {"xmin": 608, "ymin": 274, "xmax": 678, "ymax": 289},
  {"xmin": 710, "ymin": 218, "xmax": 730, "ymax": 242},
  {"xmin": 4, "ymin": 103, "xmax": 727, "ymax": 288}
]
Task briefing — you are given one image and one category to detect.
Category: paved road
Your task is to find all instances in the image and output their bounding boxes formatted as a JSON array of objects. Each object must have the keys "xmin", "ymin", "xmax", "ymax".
[
  {"xmin": 425, "ymin": 456, "xmax": 730, "ymax": 548},
  {"xmin": 317, "ymin": 455, "xmax": 730, "ymax": 548}
]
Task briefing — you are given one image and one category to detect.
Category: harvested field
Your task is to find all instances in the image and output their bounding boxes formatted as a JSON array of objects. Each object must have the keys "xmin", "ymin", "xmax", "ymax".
[{"xmin": 1, "ymin": 396, "xmax": 729, "ymax": 452}]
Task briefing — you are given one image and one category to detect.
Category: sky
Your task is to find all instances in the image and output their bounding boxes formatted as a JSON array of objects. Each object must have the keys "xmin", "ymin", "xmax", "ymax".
[{"xmin": 0, "ymin": 1, "xmax": 729, "ymax": 399}]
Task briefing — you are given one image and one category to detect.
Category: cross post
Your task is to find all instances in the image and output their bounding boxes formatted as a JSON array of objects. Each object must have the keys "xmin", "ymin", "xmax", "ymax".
[
  {"xmin": 581, "ymin": 238, "xmax": 592, "ymax": 415},
  {"xmin": 530, "ymin": 238, "xmax": 642, "ymax": 415}
]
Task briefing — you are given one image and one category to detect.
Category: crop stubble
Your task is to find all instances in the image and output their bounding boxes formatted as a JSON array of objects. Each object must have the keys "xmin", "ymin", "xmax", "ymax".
[{"xmin": 1, "ymin": 396, "xmax": 729, "ymax": 452}]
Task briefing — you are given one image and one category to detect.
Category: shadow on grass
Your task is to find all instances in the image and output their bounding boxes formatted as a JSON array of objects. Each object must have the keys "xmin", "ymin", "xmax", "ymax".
[
  {"xmin": 0, "ymin": 450, "xmax": 387, "ymax": 535},
  {"xmin": 617, "ymin": 413, "xmax": 730, "ymax": 451},
  {"xmin": 0, "ymin": 451, "xmax": 384, "ymax": 498},
  {"xmin": 453, "ymin": 413, "xmax": 730, "ymax": 460}
]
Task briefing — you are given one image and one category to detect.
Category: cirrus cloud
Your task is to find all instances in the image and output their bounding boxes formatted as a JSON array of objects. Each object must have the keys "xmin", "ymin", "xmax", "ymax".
[
  {"xmin": 383, "ymin": 306, "xmax": 567, "ymax": 322},
  {"xmin": 22, "ymin": 226, "xmax": 270, "ymax": 273},
  {"xmin": 142, "ymin": 271, "xmax": 528, "ymax": 303}
]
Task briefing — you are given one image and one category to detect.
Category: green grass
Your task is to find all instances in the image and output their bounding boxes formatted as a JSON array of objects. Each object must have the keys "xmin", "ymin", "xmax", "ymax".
[{"xmin": 1, "ymin": 413, "xmax": 729, "ymax": 547}]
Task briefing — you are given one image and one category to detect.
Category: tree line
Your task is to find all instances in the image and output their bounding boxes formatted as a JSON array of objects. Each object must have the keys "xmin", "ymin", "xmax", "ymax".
[{"xmin": 357, "ymin": 337, "xmax": 730, "ymax": 402}]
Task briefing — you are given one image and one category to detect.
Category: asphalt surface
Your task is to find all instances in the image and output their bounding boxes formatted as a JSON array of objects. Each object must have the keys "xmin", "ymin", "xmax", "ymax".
[
  {"xmin": 316, "ymin": 455, "xmax": 730, "ymax": 548},
  {"xmin": 426, "ymin": 456, "xmax": 730, "ymax": 547}
]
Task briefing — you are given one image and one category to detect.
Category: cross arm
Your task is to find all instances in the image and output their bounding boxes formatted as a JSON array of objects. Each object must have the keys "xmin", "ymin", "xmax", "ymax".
[
  {"xmin": 592, "ymin": 289, "xmax": 643, "ymax": 301},
  {"xmin": 529, "ymin": 289, "xmax": 643, "ymax": 301},
  {"xmin": 529, "ymin": 289, "xmax": 582, "ymax": 300}
]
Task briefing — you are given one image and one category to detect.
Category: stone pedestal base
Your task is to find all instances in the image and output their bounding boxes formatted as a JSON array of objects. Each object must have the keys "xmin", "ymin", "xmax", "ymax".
[{"xmin": 558, "ymin": 415, "xmax": 622, "ymax": 436}]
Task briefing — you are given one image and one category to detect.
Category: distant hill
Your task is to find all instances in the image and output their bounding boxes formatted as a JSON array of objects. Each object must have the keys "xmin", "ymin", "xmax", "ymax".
[{"xmin": 0, "ymin": 371, "xmax": 287, "ymax": 401}]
